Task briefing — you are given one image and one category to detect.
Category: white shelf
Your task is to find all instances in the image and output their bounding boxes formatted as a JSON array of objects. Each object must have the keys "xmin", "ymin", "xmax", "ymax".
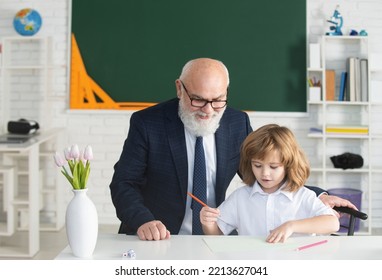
[
  {"xmin": 323, "ymin": 35, "xmax": 368, "ymax": 41},
  {"xmin": 325, "ymin": 168, "xmax": 370, "ymax": 173},
  {"xmin": 307, "ymin": 35, "xmax": 374, "ymax": 235},
  {"xmin": 308, "ymin": 133, "xmax": 369, "ymax": 139}
]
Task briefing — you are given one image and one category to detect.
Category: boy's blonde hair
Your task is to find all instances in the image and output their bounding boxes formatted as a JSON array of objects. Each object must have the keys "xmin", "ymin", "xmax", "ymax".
[{"xmin": 239, "ymin": 124, "xmax": 310, "ymax": 192}]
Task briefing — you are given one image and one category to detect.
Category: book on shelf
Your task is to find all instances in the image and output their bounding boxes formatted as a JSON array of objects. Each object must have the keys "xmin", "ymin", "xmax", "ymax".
[
  {"xmin": 309, "ymin": 43, "xmax": 321, "ymax": 68},
  {"xmin": 355, "ymin": 57, "xmax": 361, "ymax": 101},
  {"xmin": 360, "ymin": 59, "xmax": 368, "ymax": 102},
  {"xmin": 325, "ymin": 70, "xmax": 335, "ymax": 101},
  {"xmin": 346, "ymin": 57, "xmax": 368, "ymax": 102},
  {"xmin": 309, "ymin": 127, "xmax": 323, "ymax": 134},
  {"xmin": 339, "ymin": 72, "xmax": 347, "ymax": 101},
  {"xmin": 347, "ymin": 57, "xmax": 356, "ymax": 101},
  {"xmin": 325, "ymin": 125, "xmax": 369, "ymax": 134}
]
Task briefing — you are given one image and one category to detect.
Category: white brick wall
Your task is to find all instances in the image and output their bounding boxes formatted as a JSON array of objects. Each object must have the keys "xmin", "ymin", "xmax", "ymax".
[{"xmin": 0, "ymin": 0, "xmax": 381, "ymax": 227}]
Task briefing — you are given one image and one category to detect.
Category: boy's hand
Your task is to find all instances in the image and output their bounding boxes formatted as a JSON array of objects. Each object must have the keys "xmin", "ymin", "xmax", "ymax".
[
  {"xmin": 266, "ymin": 221, "xmax": 294, "ymax": 243},
  {"xmin": 200, "ymin": 206, "xmax": 220, "ymax": 226}
]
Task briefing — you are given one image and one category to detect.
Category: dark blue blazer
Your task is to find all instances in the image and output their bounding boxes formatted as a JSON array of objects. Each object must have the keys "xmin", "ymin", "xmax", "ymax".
[{"xmin": 110, "ymin": 98, "xmax": 252, "ymax": 234}]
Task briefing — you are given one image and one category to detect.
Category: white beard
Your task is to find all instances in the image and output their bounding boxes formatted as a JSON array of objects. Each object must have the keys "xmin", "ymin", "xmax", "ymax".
[{"xmin": 178, "ymin": 98, "xmax": 225, "ymax": 137}]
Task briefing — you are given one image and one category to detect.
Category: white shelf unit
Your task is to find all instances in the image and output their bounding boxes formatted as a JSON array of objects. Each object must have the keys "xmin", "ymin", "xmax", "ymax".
[
  {"xmin": 0, "ymin": 36, "xmax": 53, "ymax": 133},
  {"xmin": 0, "ymin": 37, "xmax": 64, "ymax": 257},
  {"xmin": 306, "ymin": 35, "xmax": 380, "ymax": 235}
]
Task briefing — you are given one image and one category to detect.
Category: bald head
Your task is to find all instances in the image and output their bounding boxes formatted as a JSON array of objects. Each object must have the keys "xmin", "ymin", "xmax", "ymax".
[{"xmin": 179, "ymin": 58, "xmax": 230, "ymax": 92}]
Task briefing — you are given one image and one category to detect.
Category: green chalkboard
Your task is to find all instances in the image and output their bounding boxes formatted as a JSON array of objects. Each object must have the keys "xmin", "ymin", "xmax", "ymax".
[{"xmin": 72, "ymin": 0, "xmax": 306, "ymax": 112}]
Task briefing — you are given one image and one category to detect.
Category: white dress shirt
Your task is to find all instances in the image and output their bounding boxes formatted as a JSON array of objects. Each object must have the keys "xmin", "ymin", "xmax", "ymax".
[{"xmin": 217, "ymin": 181, "xmax": 336, "ymax": 236}]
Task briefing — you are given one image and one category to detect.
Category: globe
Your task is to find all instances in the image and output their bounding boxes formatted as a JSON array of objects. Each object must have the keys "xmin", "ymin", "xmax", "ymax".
[{"xmin": 13, "ymin": 8, "xmax": 42, "ymax": 36}]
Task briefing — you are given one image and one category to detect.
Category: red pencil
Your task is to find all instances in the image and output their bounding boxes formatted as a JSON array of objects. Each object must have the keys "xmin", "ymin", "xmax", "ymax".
[{"xmin": 187, "ymin": 192, "xmax": 207, "ymax": 207}]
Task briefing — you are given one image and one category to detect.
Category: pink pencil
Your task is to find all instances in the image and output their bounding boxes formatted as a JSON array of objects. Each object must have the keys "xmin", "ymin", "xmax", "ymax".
[{"xmin": 296, "ymin": 239, "xmax": 328, "ymax": 251}]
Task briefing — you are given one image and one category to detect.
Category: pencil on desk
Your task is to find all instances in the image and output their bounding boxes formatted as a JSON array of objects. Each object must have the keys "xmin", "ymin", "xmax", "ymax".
[
  {"xmin": 187, "ymin": 192, "xmax": 207, "ymax": 207},
  {"xmin": 296, "ymin": 239, "xmax": 328, "ymax": 251}
]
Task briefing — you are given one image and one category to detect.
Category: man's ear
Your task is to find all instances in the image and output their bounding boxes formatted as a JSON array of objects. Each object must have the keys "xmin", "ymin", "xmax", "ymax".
[{"xmin": 175, "ymin": 79, "xmax": 182, "ymax": 98}]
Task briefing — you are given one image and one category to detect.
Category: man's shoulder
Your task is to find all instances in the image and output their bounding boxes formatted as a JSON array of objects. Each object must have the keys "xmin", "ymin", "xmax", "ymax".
[
  {"xmin": 224, "ymin": 106, "xmax": 248, "ymax": 117},
  {"xmin": 220, "ymin": 106, "xmax": 251, "ymax": 130},
  {"xmin": 137, "ymin": 98, "xmax": 177, "ymax": 112}
]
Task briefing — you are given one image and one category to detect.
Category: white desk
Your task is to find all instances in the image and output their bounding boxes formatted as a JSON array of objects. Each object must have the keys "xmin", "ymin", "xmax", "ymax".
[
  {"xmin": 55, "ymin": 233, "xmax": 382, "ymax": 260},
  {"xmin": 0, "ymin": 128, "xmax": 63, "ymax": 257}
]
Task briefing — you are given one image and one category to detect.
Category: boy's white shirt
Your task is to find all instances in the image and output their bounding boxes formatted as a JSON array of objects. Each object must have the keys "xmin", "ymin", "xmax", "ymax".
[{"xmin": 217, "ymin": 181, "xmax": 336, "ymax": 236}]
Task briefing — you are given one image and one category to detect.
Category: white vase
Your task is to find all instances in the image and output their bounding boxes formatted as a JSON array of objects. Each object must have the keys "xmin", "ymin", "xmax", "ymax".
[{"xmin": 65, "ymin": 188, "xmax": 98, "ymax": 258}]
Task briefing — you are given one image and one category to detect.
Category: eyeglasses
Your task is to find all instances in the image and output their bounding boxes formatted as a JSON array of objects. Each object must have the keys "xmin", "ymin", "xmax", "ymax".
[{"xmin": 180, "ymin": 80, "xmax": 228, "ymax": 109}]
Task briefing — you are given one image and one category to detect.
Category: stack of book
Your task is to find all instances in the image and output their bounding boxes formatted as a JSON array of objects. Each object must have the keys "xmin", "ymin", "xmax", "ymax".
[
  {"xmin": 325, "ymin": 125, "xmax": 369, "ymax": 135},
  {"xmin": 339, "ymin": 57, "xmax": 368, "ymax": 102}
]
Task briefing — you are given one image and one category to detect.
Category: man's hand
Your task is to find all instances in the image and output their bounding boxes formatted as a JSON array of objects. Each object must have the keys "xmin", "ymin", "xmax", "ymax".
[
  {"xmin": 320, "ymin": 193, "xmax": 357, "ymax": 209},
  {"xmin": 137, "ymin": 220, "xmax": 171, "ymax": 241},
  {"xmin": 319, "ymin": 194, "xmax": 357, "ymax": 218}
]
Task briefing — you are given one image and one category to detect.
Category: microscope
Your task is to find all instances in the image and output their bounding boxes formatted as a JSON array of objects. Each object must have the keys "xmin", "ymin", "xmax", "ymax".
[{"xmin": 326, "ymin": 5, "xmax": 343, "ymax": 36}]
